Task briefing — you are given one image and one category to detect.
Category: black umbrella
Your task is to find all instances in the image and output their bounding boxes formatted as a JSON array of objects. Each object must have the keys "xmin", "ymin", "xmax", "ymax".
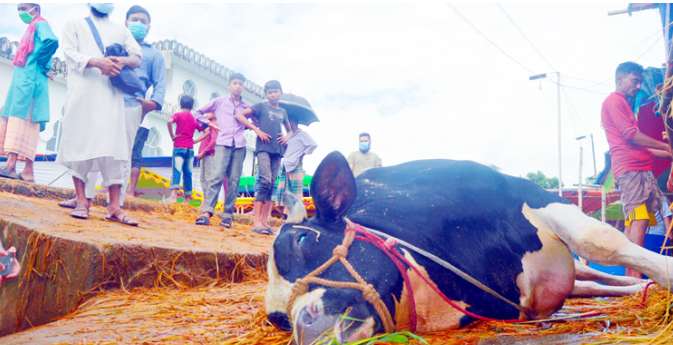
[{"xmin": 278, "ymin": 93, "xmax": 319, "ymax": 126}]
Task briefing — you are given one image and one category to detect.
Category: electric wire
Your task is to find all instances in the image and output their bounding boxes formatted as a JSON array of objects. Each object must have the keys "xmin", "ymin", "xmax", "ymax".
[{"xmin": 496, "ymin": 4, "xmax": 556, "ymax": 71}]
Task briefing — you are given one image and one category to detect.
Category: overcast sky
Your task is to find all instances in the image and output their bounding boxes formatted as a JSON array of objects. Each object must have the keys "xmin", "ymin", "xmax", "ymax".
[{"xmin": 0, "ymin": 3, "xmax": 667, "ymax": 187}]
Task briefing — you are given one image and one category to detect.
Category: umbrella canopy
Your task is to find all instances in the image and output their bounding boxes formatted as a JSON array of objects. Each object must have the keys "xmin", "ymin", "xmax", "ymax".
[{"xmin": 278, "ymin": 93, "xmax": 319, "ymax": 126}]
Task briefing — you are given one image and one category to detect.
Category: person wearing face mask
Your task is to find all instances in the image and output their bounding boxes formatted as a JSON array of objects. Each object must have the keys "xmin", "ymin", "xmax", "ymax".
[
  {"xmin": 0, "ymin": 3, "xmax": 58, "ymax": 182},
  {"xmin": 347, "ymin": 132, "xmax": 382, "ymax": 177},
  {"xmin": 57, "ymin": 5, "xmax": 166, "ymax": 210},
  {"xmin": 56, "ymin": 3, "xmax": 142, "ymax": 225}
]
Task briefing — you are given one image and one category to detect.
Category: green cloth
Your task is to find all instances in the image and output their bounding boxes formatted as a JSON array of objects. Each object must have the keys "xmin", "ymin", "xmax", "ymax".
[
  {"xmin": 347, "ymin": 150, "xmax": 382, "ymax": 177},
  {"xmin": 1, "ymin": 21, "xmax": 59, "ymax": 132}
]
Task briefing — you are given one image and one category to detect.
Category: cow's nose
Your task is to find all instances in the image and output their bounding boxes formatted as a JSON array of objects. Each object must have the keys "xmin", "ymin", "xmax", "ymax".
[
  {"xmin": 267, "ymin": 311, "xmax": 292, "ymax": 331},
  {"xmin": 298, "ymin": 303, "xmax": 318, "ymax": 326}
]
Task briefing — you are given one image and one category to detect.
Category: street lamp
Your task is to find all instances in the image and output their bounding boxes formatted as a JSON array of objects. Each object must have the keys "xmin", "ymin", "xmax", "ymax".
[
  {"xmin": 530, "ymin": 72, "xmax": 562, "ymax": 196},
  {"xmin": 576, "ymin": 135, "xmax": 586, "ymax": 211}
]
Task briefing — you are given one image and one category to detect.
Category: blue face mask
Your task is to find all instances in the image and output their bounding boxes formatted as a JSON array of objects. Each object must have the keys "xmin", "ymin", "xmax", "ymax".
[
  {"xmin": 359, "ymin": 142, "xmax": 370, "ymax": 152},
  {"xmin": 89, "ymin": 3, "xmax": 115, "ymax": 14},
  {"xmin": 127, "ymin": 21, "xmax": 148, "ymax": 40}
]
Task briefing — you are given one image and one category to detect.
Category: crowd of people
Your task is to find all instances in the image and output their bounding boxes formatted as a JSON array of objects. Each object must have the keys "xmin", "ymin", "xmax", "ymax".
[{"xmin": 0, "ymin": 3, "xmax": 385, "ymax": 236}]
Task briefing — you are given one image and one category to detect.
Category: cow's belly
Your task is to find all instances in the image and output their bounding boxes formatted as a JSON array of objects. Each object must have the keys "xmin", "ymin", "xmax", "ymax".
[
  {"xmin": 393, "ymin": 252, "xmax": 470, "ymax": 333},
  {"xmin": 517, "ymin": 203, "xmax": 575, "ymax": 319}
]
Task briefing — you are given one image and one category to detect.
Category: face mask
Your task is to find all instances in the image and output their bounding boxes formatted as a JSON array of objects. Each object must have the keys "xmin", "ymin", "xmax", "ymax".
[
  {"xmin": 18, "ymin": 7, "xmax": 36, "ymax": 24},
  {"xmin": 89, "ymin": 3, "xmax": 115, "ymax": 14},
  {"xmin": 359, "ymin": 142, "xmax": 370, "ymax": 152},
  {"xmin": 127, "ymin": 21, "xmax": 148, "ymax": 40}
]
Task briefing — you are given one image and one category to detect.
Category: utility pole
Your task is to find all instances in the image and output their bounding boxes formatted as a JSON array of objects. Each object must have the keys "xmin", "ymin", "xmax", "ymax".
[
  {"xmin": 590, "ymin": 134, "xmax": 597, "ymax": 179},
  {"xmin": 557, "ymin": 72, "xmax": 562, "ymax": 196},
  {"xmin": 529, "ymin": 72, "xmax": 563, "ymax": 196}
]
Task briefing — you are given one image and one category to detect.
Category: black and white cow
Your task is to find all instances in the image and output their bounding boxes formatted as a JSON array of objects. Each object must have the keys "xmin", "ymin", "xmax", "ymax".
[{"xmin": 266, "ymin": 152, "xmax": 669, "ymax": 344}]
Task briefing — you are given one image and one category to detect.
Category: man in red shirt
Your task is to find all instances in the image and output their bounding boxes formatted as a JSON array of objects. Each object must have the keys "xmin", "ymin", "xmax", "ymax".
[{"xmin": 602, "ymin": 61, "xmax": 672, "ymax": 278}]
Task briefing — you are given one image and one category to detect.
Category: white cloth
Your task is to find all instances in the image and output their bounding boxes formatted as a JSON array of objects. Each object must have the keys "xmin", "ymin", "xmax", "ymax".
[
  {"xmin": 56, "ymin": 16, "xmax": 142, "ymax": 174},
  {"xmin": 84, "ymin": 105, "xmax": 142, "ymax": 204},
  {"xmin": 67, "ymin": 157, "xmax": 123, "ymax": 188},
  {"xmin": 283, "ymin": 129, "xmax": 317, "ymax": 172}
]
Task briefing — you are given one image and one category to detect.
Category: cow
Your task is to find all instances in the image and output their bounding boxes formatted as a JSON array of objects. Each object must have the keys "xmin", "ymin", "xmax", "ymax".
[{"xmin": 265, "ymin": 152, "xmax": 670, "ymax": 345}]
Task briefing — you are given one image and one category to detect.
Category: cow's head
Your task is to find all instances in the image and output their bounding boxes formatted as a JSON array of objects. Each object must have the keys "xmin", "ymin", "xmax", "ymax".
[{"xmin": 265, "ymin": 152, "xmax": 402, "ymax": 344}]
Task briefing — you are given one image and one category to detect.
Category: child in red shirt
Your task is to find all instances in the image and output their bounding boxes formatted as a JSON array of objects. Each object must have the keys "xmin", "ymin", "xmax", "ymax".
[{"xmin": 166, "ymin": 95, "xmax": 209, "ymax": 204}]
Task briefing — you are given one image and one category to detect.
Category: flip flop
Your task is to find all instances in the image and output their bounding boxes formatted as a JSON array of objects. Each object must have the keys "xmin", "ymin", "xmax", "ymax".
[
  {"xmin": 251, "ymin": 226, "xmax": 273, "ymax": 235},
  {"xmin": 105, "ymin": 209, "xmax": 139, "ymax": 227},
  {"xmin": 58, "ymin": 198, "xmax": 78, "ymax": 209},
  {"xmin": 69, "ymin": 204, "xmax": 89, "ymax": 219},
  {"xmin": 196, "ymin": 215, "xmax": 210, "ymax": 226},
  {"xmin": 17, "ymin": 174, "xmax": 34, "ymax": 183},
  {"xmin": 0, "ymin": 167, "xmax": 16, "ymax": 179},
  {"xmin": 219, "ymin": 218, "xmax": 232, "ymax": 228}
]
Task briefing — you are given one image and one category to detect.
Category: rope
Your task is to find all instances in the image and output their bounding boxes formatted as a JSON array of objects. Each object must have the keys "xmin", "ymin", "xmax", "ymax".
[
  {"xmin": 286, "ymin": 230, "xmax": 397, "ymax": 334},
  {"xmin": 351, "ymin": 221, "xmax": 528, "ymax": 316},
  {"xmin": 641, "ymin": 281, "xmax": 656, "ymax": 305}
]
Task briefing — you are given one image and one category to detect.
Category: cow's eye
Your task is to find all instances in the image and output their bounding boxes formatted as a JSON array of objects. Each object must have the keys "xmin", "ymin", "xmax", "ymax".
[{"xmin": 297, "ymin": 234, "xmax": 307, "ymax": 244}]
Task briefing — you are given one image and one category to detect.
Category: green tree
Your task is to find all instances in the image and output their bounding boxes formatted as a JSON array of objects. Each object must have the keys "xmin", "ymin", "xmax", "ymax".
[{"xmin": 525, "ymin": 171, "xmax": 563, "ymax": 189}]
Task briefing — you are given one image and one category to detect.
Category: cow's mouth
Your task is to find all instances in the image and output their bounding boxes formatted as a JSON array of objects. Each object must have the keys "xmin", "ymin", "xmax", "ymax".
[{"xmin": 294, "ymin": 302, "xmax": 376, "ymax": 345}]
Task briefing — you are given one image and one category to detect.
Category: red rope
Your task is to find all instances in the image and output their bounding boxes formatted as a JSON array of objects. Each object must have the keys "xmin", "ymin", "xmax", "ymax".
[
  {"xmin": 641, "ymin": 281, "xmax": 655, "ymax": 305},
  {"xmin": 346, "ymin": 223, "xmax": 527, "ymax": 325}
]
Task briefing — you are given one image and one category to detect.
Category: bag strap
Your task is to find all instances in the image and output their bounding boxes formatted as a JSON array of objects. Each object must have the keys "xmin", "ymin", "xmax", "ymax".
[{"xmin": 84, "ymin": 17, "xmax": 105, "ymax": 55}]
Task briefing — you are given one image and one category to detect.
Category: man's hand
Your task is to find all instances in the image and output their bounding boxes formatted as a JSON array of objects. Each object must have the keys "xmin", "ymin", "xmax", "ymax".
[
  {"xmin": 207, "ymin": 122, "xmax": 222, "ymax": 132},
  {"xmin": 255, "ymin": 129, "xmax": 272, "ymax": 143},
  {"xmin": 91, "ymin": 57, "xmax": 122, "ymax": 77},
  {"xmin": 197, "ymin": 152, "xmax": 205, "ymax": 160},
  {"xmin": 45, "ymin": 72, "xmax": 54, "ymax": 81},
  {"xmin": 136, "ymin": 98, "xmax": 158, "ymax": 116},
  {"xmin": 206, "ymin": 112, "xmax": 216, "ymax": 121},
  {"xmin": 0, "ymin": 246, "xmax": 21, "ymax": 287},
  {"xmin": 171, "ymin": 135, "xmax": 177, "ymax": 142},
  {"xmin": 277, "ymin": 132, "xmax": 293, "ymax": 145},
  {"xmin": 108, "ymin": 56, "xmax": 128, "ymax": 69}
]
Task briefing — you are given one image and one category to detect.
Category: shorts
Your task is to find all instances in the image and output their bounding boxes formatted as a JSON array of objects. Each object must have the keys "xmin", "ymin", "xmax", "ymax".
[{"xmin": 625, "ymin": 203, "xmax": 657, "ymax": 227}]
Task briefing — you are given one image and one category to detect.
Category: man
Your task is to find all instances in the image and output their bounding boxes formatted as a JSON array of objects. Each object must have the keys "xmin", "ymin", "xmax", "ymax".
[
  {"xmin": 58, "ymin": 5, "xmax": 166, "ymax": 208},
  {"xmin": 601, "ymin": 61, "xmax": 672, "ymax": 278},
  {"xmin": 194, "ymin": 73, "xmax": 250, "ymax": 228},
  {"xmin": 57, "ymin": 3, "xmax": 142, "ymax": 225},
  {"xmin": 347, "ymin": 132, "xmax": 382, "ymax": 177},
  {"xmin": 0, "ymin": 3, "xmax": 58, "ymax": 182}
]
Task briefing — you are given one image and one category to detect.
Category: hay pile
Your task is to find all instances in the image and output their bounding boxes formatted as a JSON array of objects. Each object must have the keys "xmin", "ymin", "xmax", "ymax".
[{"xmin": 5, "ymin": 274, "xmax": 672, "ymax": 345}]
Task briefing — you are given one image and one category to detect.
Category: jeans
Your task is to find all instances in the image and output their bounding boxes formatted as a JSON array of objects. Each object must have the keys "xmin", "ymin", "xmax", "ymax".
[
  {"xmin": 255, "ymin": 152, "xmax": 282, "ymax": 203},
  {"xmin": 171, "ymin": 148, "xmax": 194, "ymax": 197},
  {"xmin": 203, "ymin": 145, "xmax": 246, "ymax": 219}
]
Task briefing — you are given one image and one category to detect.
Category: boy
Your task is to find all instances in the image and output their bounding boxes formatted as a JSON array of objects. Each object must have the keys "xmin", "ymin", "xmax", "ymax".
[
  {"xmin": 193, "ymin": 73, "xmax": 250, "ymax": 228},
  {"xmin": 235, "ymin": 80, "xmax": 294, "ymax": 235},
  {"xmin": 166, "ymin": 95, "xmax": 209, "ymax": 204},
  {"xmin": 197, "ymin": 113, "xmax": 228, "ymax": 207}
]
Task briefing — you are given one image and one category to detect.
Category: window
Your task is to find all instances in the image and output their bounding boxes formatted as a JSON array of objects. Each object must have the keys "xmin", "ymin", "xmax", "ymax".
[
  {"xmin": 210, "ymin": 91, "xmax": 220, "ymax": 100},
  {"xmin": 46, "ymin": 106, "xmax": 65, "ymax": 152},
  {"xmin": 142, "ymin": 127, "xmax": 163, "ymax": 157},
  {"xmin": 183, "ymin": 79, "xmax": 196, "ymax": 97}
]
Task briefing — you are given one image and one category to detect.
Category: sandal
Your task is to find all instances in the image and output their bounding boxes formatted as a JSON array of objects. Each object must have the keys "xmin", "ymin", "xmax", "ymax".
[
  {"xmin": 219, "ymin": 218, "xmax": 232, "ymax": 228},
  {"xmin": 17, "ymin": 174, "xmax": 34, "ymax": 183},
  {"xmin": 70, "ymin": 203, "xmax": 90, "ymax": 219},
  {"xmin": 251, "ymin": 226, "xmax": 274, "ymax": 235},
  {"xmin": 0, "ymin": 167, "xmax": 17, "ymax": 179},
  {"xmin": 58, "ymin": 198, "xmax": 78, "ymax": 209},
  {"xmin": 196, "ymin": 215, "xmax": 210, "ymax": 226},
  {"xmin": 105, "ymin": 209, "xmax": 139, "ymax": 227}
]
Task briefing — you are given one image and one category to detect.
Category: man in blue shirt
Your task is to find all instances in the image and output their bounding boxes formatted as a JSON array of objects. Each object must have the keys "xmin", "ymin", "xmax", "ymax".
[{"xmin": 58, "ymin": 5, "xmax": 166, "ymax": 208}]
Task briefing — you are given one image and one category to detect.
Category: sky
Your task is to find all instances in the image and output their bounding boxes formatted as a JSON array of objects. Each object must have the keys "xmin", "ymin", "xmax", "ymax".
[{"xmin": 0, "ymin": 3, "xmax": 667, "ymax": 187}]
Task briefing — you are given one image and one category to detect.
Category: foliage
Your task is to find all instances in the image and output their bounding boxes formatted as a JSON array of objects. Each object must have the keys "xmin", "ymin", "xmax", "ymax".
[{"xmin": 525, "ymin": 171, "xmax": 563, "ymax": 189}]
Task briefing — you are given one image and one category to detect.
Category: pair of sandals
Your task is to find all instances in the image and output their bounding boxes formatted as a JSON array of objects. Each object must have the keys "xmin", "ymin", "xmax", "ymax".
[
  {"xmin": 195, "ymin": 215, "xmax": 232, "ymax": 228},
  {"xmin": 251, "ymin": 226, "xmax": 275, "ymax": 236},
  {"xmin": 58, "ymin": 198, "xmax": 139, "ymax": 226},
  {"xmin": 0, "ymin": 167, "xmax": 33, "ymax": 183}
]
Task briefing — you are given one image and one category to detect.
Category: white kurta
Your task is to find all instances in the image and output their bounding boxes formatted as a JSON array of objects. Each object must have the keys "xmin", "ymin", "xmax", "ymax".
[{"xmin": 56, "ymin": 16, "xmax": 142, "ymax": 175}]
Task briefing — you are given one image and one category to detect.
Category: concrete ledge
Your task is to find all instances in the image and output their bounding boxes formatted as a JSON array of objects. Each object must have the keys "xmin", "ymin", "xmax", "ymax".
[{"xmin": 0, "ymin": 189, "xmax": 274, "ymax": 336}]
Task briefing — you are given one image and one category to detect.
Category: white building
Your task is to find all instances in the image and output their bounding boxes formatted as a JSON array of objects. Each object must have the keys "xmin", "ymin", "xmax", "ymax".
[{"xmin": 0, "ymin": 36, "xmax": 264, "ymax": 178}]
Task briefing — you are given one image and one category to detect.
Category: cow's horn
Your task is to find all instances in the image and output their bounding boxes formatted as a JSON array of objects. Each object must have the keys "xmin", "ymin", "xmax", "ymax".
[{"xmin": 285, "ymin": 192, "xmax": 307, "ymax": 223}]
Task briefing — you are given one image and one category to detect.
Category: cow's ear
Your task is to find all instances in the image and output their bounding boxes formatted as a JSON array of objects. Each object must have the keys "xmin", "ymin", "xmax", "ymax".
[{"xmin": 311, "ymin": 151, "xmax": 357, "ymax": 223}]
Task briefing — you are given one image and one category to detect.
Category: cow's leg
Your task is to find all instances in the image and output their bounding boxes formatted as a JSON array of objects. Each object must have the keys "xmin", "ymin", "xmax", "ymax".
[
  {"xmin": 574, "ymin": 260, "xmax": 649, "ymax": 286},
  {"xmin": 523, "ymin": 203, "xmax": 673, "ymax": 289},
  {"xmin": 570, "ymin": 280, "xmax": 646, "ymax": 297}
]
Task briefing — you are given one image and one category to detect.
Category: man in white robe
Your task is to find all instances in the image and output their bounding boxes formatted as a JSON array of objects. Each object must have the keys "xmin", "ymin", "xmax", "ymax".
[{"xmin": 57, "ymin": 3, "xmax": 142, "ymax": 225}]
